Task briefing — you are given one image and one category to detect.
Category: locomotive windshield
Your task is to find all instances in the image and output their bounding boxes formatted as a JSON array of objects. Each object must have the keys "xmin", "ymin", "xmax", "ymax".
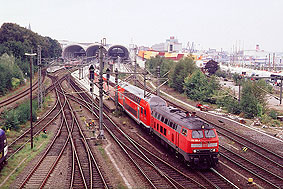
[
  {"xmin": 204, "ymin": 130, "xmax": 216, "ymax": 138},
  {"xmin": 192, "ymin": 130, "xmax": 204, "ymax": 138},
  {"xmin": 192, "ymin": 129, "xmax": 216, "ymax": 138}
]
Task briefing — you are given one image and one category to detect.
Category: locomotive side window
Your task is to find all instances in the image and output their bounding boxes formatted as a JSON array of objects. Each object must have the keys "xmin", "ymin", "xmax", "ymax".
[
  {"xmin": 141, "ymin": 108, "xmax": 143, "ymax": 114},
  {"xmin": 192, "ymin": 130, "xmax": 204, "ymax": 138},
  {"xmin": 181, "ymin": 128, "xmax": 187, "ymax": 136},
  {"xmin": 160, "ymin": 126, "xmax": 163, "ymax": 133},
  {"xmin": 157, "ymin": 123, "xmax": 159, "ymax": 130},
  {"xmin": 204, "ymin": 130, "xmax": 216, "ymax": 138},
  {"xmin": 164, "ymin": 118, "xmax": 168, "ymax": 125},
  {"xmin": 164, "ymin": 128, "xmax": 167, "ymax": 136}
]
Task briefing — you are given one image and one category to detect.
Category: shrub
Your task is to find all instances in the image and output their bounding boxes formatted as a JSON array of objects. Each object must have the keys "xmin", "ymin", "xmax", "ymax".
[{"xmin": 269, "ymin": 110, "xmax": 278, "ymax": 119}]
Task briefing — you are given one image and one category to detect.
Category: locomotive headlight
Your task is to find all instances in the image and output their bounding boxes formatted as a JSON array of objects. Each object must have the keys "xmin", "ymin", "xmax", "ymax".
[
  {"xmin": 210, "ymin": 149, "xmax": 216, "ymax": 152},
  {"xmin": 193, "ymin": 149, "xmax": 197, "ymax": 153}
]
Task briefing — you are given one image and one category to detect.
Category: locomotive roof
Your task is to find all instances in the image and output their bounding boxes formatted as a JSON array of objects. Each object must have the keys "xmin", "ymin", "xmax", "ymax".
[{"xmin": 152, "ymin": 105, "xmax": 214, "ymax": 130}]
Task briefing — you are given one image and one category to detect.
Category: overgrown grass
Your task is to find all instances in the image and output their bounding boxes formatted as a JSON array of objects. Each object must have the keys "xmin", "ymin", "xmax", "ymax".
[
  {"xmin": 98, "ymin": 146, "xmax": 107, "ymax": 159},
  {"xmin": 0, "ymin": 133, "xmax": 51, "ymax": 187}
]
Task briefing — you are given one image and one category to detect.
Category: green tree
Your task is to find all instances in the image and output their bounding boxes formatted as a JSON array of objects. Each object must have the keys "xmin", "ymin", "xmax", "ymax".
[
  {"xmin": 217, "ymin": 95, "xmax": 241, "ymax": 114},
  {"xmin": 0, "ymin": 23, "xmax": 62, "ymax": 61},
  {"xmin": 240, "ymin": 81, "xmax": 261, "ymax": 118},
  {"xmin": 0, "ymin": 53, "xmax": 24, "ymax": 95},
  {"xmin": 184, "ymin": 69, "xmax": 219, "ymax": 102},
  {"xmin": 204, "ymin": 60, "xmax": 219, "ymax": 75},
  {"xmin": 145, "ymin": 56, "xmax": 173, "ymax": 77},
  {"xmin": 169, "ymin": 57, "xmax": 196, "ymax": 93}
]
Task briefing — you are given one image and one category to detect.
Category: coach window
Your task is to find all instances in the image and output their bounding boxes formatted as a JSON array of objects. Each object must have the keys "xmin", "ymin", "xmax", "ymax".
[
  {"xmin": 157, "ymin": 123, "xmax": 159, "ymax": 130},
  {"xmin": 160, "ymin": 126, "xmax": 163, "ymax": 133},
  {"xmin": 164, "ymin": 128, "xmax": 167, "ymax": 136},
  {"xmin": 157, "ymin": 114, "xmax": 161, "ymax": 120},
  {"xmin": 161, "ymin": 116, "xmax": 164, "ymax": 122}
]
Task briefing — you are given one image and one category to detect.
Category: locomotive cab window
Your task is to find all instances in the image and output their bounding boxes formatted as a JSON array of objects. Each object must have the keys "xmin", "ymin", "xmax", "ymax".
[
  {"xmin": 204, "ymin": 130, "xmax": 216, "ymax": 138},
  {"xmin": 144, "ymin": 109, "xmax": 146, "ymax": 116},
  {"xmin": 192, "ymin": 130, "xmax": 204, "ymax": 138},
  {"xmin": 181, "ymin": 128, "xmax": 187, "ymax": 136}
]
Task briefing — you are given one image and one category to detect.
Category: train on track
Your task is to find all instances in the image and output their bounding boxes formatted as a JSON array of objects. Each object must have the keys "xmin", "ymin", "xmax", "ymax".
[
  {"xmin": 93, "ymin": 69, "xmax": 219, "ymax": 169},
  {"xmin": 0, "ymin": 129, "xmax": 8, "ymax": 166}
]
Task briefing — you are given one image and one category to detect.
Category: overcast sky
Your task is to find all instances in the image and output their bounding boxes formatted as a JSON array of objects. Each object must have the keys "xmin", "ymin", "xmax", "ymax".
[{"xmin": 0, "ymin": 0, "xmax": 282, "ymax": 52}]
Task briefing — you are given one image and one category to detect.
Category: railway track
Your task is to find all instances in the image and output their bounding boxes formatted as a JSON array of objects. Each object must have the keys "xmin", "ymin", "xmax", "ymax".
[
  {"xmin": 17, "ymin": 74, "xmax": 110, "ymax": 188},
  {"xmin": 215, "ymin": 123, "xmax": 283, "ymax": 169},
  {"xmin": 220, "ymin": 145, "xmax": 283, "ymax": 188},
  {"xmin": 56, "ymin": 75, "xmax": 110, "ymax": 188},
  {"xmin": 69, "ymin": 76, "xmax": 238, "ymax": 188},
  {"xmin": 6, "ymin": 74, "xmax": 69, "ymax": 161},
  {"xmin": 0, "ymin": 71, "xmax": 46, "ymax": 109}
]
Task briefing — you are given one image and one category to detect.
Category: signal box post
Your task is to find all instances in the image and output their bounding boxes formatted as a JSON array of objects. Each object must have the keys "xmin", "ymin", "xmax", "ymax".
[
  {"xmin": 89, "ymin": 65, "xmax": 95, "ymax": 118},
  {"xmin": 98, "ymin": 44, "xmax": 105, "ymax": 139},
  {"xmin": 115, "ymin": 68, "xmax": 119, "ymax": 109}
]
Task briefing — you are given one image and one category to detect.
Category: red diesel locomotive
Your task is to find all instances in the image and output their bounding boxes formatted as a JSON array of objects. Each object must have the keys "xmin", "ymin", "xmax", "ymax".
[{"xmin": 93, "ymin": 70, "xmax": 219, "ymax": 168}]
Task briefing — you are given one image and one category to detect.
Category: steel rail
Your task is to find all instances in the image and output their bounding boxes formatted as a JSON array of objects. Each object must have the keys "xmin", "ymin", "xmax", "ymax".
[
  {"xmin": 220, "ymin": 145, "xmax": 282, "ymax": 189},
  {"xmin": 19, "ymin": 116, "xmax": 65, "ymax": 189},
  {"xmin": 55, "ymin": 82, "xmax": 88, "ymax": 189}
]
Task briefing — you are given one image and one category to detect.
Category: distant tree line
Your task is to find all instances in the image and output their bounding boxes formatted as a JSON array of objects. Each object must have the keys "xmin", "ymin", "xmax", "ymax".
[
  {"xmin": 0, "ymin": 23, "xmax": 62, "ymax": 95},
  {"xmin": 0, "ymin": 23, "xmax": 62, "ymax": 60},
  {"xmin": 146, "ymin": 57, "xmax": 279, "ymax": 120}
]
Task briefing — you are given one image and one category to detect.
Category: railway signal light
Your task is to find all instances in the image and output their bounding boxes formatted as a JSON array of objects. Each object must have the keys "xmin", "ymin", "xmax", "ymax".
[
  {"xmin": 106, "ymin": 68, "xmax": 110, "ymax": 84},
  {"xmin": 89, "ymin": 65, "xmax": 94, "ymax": 81}
]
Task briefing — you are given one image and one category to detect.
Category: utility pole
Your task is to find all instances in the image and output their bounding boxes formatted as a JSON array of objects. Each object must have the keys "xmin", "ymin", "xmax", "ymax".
[
  {"xmin": 143, "ymin": 71, "xmax": 147, "ymax": 98},
  {"xmin": 156, "ymin": 66, "xmax": 160, "ymax": 96},
  {"xmin": 134, "ymin": 46, "xmax": 137, "ymax": 86},
  {"xmin": 25, "ymin": 50, "xmax": 37, "ymax": 149},
  {"xmin": 280, "ymin": 76, "xmax": 282, "ymax": 105},
  {"xmin": 37, "ymin": 45, "xmax": 43, "ymax": 108},
  {"xmin": 268, "ymin": 53, "xmax": 271, "ymax": 71},
  {"xmin": 273, "ymin": 53, "xmax": 275, "ymax": 71},
  {"xmin": 238, "ymin": 76, "xmax": 241, "ymax": 102},
  {"xmin": 115, "ymin": 68, "xmax": 119, "ymax": 109},
  {"xmin": 98, "ymin": 38, "xmax": 106, "ymax": 139}
]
